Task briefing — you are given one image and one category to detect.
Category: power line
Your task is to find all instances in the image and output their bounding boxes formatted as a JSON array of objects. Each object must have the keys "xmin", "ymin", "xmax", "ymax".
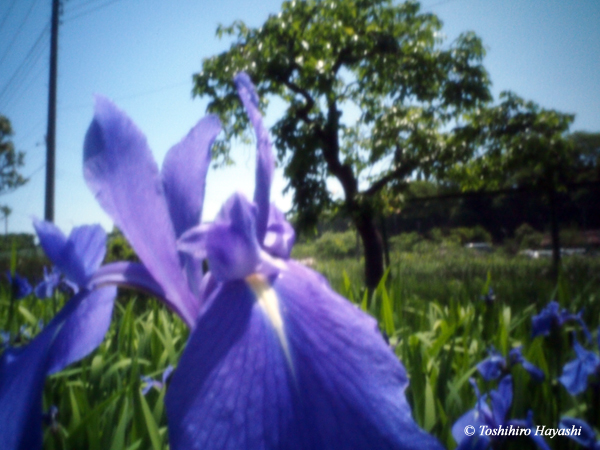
[
  {"xmin": 0, "ymin": 0, "xmax": 43, "ymax": 67},
  {"xmin": 62, "ymin": 0, "xmax": 124, "ymax": 22},
  {"xmin": 0, "ymin": 24, "xmax": 49, "ymax": 108},
  {"xmin": 0, "ymin": 0, "xmax": 19, "ymax": 31},
  {"xmin": 59, "ymin": 79, "xmax": 190, "ymax": 111},
  {"xmin": 66, "ymin": 0, "xmax": 113, "ymax": 14},
  {"xmin": 1, "ymin": 60, "xmax": 48, "ymax": 112}
]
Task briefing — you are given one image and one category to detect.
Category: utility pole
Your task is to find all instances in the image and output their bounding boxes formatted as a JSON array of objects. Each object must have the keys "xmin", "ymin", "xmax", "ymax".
[{"xmin": 44, "ymin": 0, "xmax": 59, "ymax": 222}]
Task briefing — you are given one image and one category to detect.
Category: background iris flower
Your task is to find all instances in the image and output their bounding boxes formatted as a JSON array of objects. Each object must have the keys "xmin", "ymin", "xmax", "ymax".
[
  {"xmin": 559, "ymin": 417, "xmax": 600, "ymax": 450},
  {"xmin": 477, "ymin": 347, "xmax": 544, "ymax": 382},
  {"xmin": 5, "ymin": 271, "xmax": 32, "ymax": 300},
  {"xmin": 452, "ymin": 377, "xmax": 549, "ymax": 450},
  {"xmin": 532, "ymin": 301, "xmax": 591, "ymax": 342},
  {"xmin": 0, "ymin": 222, "xmax": 116, "ymax": 449},
  {"xmin": 559, "ymin": 333, "xmax": 600, "ymax": 396},
  {"xmin": 81, "ymin": 72, "xmax": 444, "ymax": 449}
]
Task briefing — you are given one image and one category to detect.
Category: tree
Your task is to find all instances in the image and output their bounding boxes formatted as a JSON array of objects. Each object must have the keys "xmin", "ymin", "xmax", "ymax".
[
  {"xmin": 0, "ymin": 115, "xmax": 27, "ymax": 196},
  {"xmin": 447, "ymin": 92, "xmax": 577, "ymax": 275},
  {"xmin": 0, "ymin": 206, "xmax": 11, "ymax": 235},
  {"xmin": 569, "ymin": 131, "xmax": 600, "ymax": 183},
  {"xmin": 193, "ymin": 0, "xmax": 491, "ymax": 289}
]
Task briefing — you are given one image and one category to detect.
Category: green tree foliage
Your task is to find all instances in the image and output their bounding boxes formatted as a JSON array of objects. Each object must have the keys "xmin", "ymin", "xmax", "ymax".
[
  {"xmin": 0, "ymin": 115, "xmax": 27, "ymax": 196},
  {"xmin": 448, "ymin": 92, "xmax": 576, "ymax": 191},
  {"xmin": 569, "ymin": 131, "xmax": 600, "ymax": 183},
  {"xmin": 193, "ymin": 0, "xmax": 491, "ymax": 288},
  {"xmin": 447, "ymin": 92, "xmax": 578, "ymax": 274}
]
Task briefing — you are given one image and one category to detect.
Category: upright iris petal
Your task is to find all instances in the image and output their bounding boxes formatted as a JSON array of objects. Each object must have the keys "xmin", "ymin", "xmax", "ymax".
[
  {"xmin": 83, "ymin": 98, "xmax": 221, "ymax": 326},
  {"xmin": 0, "ymin": 221, "xmax": 117, "ymax": 450}
]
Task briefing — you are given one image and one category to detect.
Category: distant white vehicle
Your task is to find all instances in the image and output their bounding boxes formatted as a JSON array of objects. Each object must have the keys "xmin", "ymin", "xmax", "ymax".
[
  {"xmin": 519, "ymin": 248, "xmax": 586, "ymax": 259},
  {"xmin": 464, "ymin": 242, "xmax": 493, "ymax": 253}
]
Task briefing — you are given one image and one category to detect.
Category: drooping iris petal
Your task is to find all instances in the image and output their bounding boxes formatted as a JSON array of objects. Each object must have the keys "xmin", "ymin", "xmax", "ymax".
[
  {"xmin": 0, "ymin": 287, "xmax": 116, "ymax": 449},
  {"xmin": 559, "ymin": 417, "xmax": 599, "ymax": 449},
  {"xmin": 559, "ymin": 338, "xmax": 600, "ymax": 395},
  {"xmin": 167, "ymin": 267, "xmax": 444, "ymax": 450},
  {"xmin": 0, "ymin": 337, "xmax": 49, "ymax": 450},
  {"xmin": 520, "ymin": 360, "xmax": 545, "ymax": 382},
  {"xmin": 33, "ymin": 220, "xmax": 105, "ymax": 287},
  {"xmin": 83, "ymin": 96, "xmax": 197, "ymax": 326},
  {"xmin": 234, "ymin": 72, "xmax": 274, "ymax": 244},
  {"xmin": 205, "ymin": 193, "xmax": 261, "ymax": 282},
  {"xmin": 508, "ymin": 347, "xmax": 545, "ymax": 382},
  {"xmin": 263, "ymin": 204, "xmax": 295, "ymax": 259},
  {"xmin": 45, "ymin": 287, "xmax": 116, "ymax": 374},
  {"xmin": 161, "ymin": 115, "xmax": 221, "ymax": 237}
]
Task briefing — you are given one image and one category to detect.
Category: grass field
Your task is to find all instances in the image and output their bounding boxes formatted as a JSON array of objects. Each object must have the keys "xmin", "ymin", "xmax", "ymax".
[{"xmin": 2, "ymin": 246, "xmax": 599, "ymax": 449}]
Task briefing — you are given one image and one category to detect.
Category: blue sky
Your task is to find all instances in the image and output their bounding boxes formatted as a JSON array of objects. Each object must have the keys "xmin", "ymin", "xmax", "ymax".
[{"xmin": 1, "ymin": 0, "xmax": 599, "ymax": 235}]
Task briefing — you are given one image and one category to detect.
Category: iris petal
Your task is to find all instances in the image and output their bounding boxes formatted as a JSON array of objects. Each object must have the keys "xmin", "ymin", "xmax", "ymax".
[
  {"xmin": 490, "ymin": 376, "xmax": 512, "ymax": 427},
  {"xmin": 559, "ymin": 338, "xmax": 600, "ymax": 395},
  {"xmin": 166, "ymin": 280, "xmax": 299, "ymax": 450},
  {"xmin": 205, "ymin": 193, "xmax": 260, "ymax": 282},
  {"xmin": 33, "ymin": 221, "xmax": 105, "ymax": 287},
  {"xmin": 263, "ymin": 204, "xmax": 295, "ymax": 259},
  {"xmin": 162, "ymin": 115, "xmax": 221, "ymax": 237},
  {"xmin": 234, "ymin": 73, "xmax": 274, "ymax": 244},
  {"xmin": 0, "ymin": 287, "xmax": 116, "ymax": 449},
  {"xmin": 83, "ymin": 96, "xmax": 197, "ymax": 326},
  {"xmin": 166, "ymin": 265, "xmax": 443, "ymax": 450}
]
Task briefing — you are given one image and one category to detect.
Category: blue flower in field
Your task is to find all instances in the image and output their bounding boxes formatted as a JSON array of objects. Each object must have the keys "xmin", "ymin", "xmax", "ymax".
[
  {"xmin": 559, "ymin": 334, "xmax": 600, "ymax": 396},
  {"xmin": 82, "ymin": 72, "xmax": 444, "ymax": 450},
  {"xmin": 559, "ymin": 417, "xmax": 600, "ymax": 450},
  {"xmin": 477, "ymin": 347, "xmax": 544, "ymax": 382},
  {"xmin": 0, "ymin": 223, "xmax": 116, "ymax": 449},
  {"xmin": 532, "ymin": 300, "xmax": 591, "ymax": 341},
  {"xmin": 481, "ymin": 287, "xmax": 496, "ymax": 303},
  {"xmin": 5, "ymin": 271, "xmax": 32, "ymax": 300},
  {"xmin": 141, "ymin": 365, "xmax": 174, "ymax": 395},
  {"xmin": 452, "ymin": 377, "xmax": 549, "ymax": 450}
]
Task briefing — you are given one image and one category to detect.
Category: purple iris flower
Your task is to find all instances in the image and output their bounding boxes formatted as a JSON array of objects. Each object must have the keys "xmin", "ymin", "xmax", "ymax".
[
  {"xmin": 452, "ymin": 377, "xmax": 549, "ymax": 450},
  {"xmin": 559, "ymin": 334, "xmax": 600, "ymax": 396},
  {"xmin": 82, "ymin": 72, "xmax": 443, "ymax": 450},
  {"xmin": 0, "ymin": 222, "xmax": 116, "ymax": 449},
  {"xmin": 532, "ymin": 301, "xmax": 591, "ymax": 342},
  {"xmin": 5, "ymin": 272, "xmax": 32, "ymax": 300},
  {"xmin": 477, "ymin": 347, "xmax": 544, "ymax": 382},
  {"xmin": 141, "ymin": 365, "xmax": 174, "ymax": 396},
  {"xmin": 559, "ymin": 417, "xmax": 600, "ymax": 450}
]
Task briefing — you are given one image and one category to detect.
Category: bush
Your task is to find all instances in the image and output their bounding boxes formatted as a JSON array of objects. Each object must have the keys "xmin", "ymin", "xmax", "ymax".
[
  {"xmin": 514, "ymin": 223, "xmax": 543, "ymax": 249},
  {"xmin": 390, "ymin": 232, "xmax": 423, "ymax": 252},
  {"xmin": 312, "ymin": 230, "xmax": 357, "ymax": 259}
]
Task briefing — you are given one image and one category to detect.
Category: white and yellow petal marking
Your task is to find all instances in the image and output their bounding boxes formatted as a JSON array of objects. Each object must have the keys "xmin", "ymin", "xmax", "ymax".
[{"xmin": 245, "ymin": 273, "xmax": 294, "ymax": 377}]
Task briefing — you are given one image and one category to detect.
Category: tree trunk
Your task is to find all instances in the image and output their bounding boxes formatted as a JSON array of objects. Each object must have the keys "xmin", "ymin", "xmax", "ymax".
[
  {"xmin": 549, "ymin": 187, "xmax": 561, "ymax": 280},
  {"xmin": 355, "ymin": 212, "xmax": 385, "ymax": 291}
]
